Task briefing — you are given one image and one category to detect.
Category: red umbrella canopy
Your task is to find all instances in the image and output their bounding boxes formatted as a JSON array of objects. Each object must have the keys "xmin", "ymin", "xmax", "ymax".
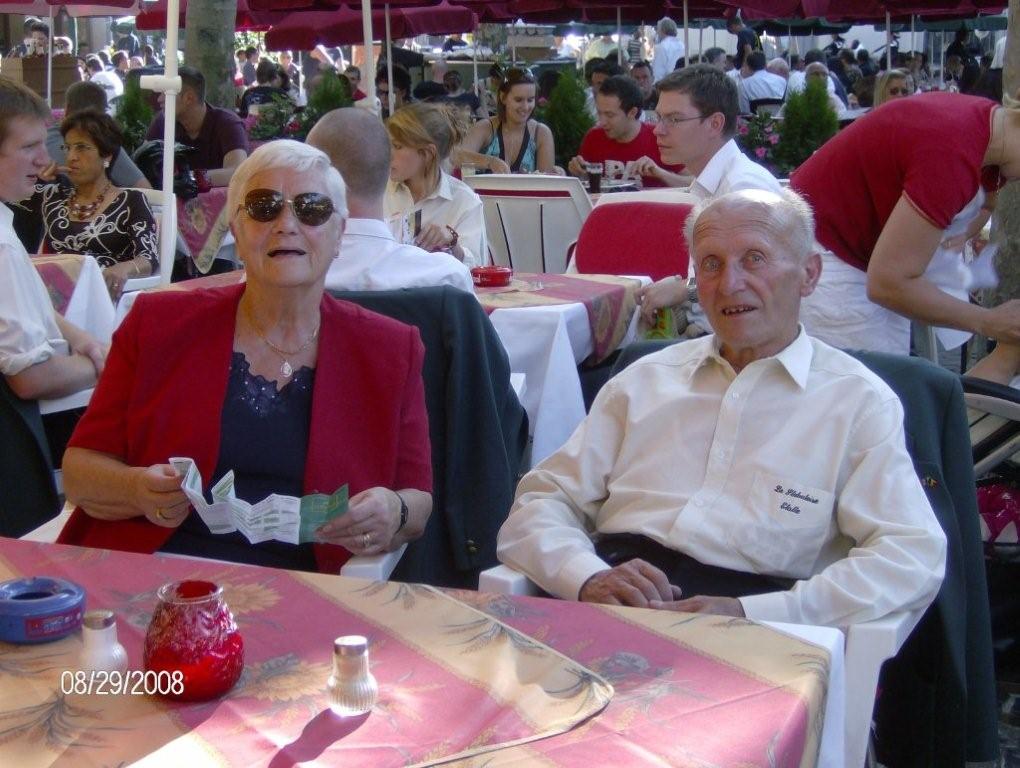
[
  {"xmin": 134, "ymin": 0, "xmax": 280, "ymax": 31},
  {"xmin": 729, "ymin": 0, "xmax": 1004, "ymax": 20},
  {"xmin": 265, "ymin": 2, "xmax": 478, "ymax": 50},
  {"xmin": 250, "ymin": 0, "xmax": 436, "ymax": 11},
  {"xmin": 0, "ymin": 0, "xmax": 137, "ymax": 14}
]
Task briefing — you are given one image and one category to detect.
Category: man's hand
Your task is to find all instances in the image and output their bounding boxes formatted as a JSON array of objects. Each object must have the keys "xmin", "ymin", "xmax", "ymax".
[
  {"xmin": 579, "ymin": 559, "xmax": 682, "ymax": 607},
  {"xmin": 567, "ymin": 155, "xmax": 589, "ymax": 178},
  {"xmin": 636, "ymin": 276, "xmax": 689, "ymax": 325},
  {"xmin": 631, "ymin": 155, "xmax": 665, "ymax": 182},
  {"xmin": 648, "ymin": 595, "xmax": 745, "ymax": 617}
]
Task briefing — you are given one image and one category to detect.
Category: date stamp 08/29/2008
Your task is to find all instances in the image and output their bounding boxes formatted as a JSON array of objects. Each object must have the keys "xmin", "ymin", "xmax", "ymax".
[{"xmin": 60, "ymin": 669, "xmax": 185, "ymax": 696}]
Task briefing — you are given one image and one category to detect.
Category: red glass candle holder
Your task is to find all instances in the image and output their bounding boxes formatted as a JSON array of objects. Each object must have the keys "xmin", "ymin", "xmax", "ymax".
[{"xmin": 143, "ymin": 580, "xmax": 244, "ymax": 701}]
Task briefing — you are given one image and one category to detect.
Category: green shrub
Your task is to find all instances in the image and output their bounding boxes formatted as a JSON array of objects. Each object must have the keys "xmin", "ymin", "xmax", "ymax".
[
  {"xmin": 774, "ymin": 78, "xmax": 838, "ymax": 174},
  {"xmin": 115, "ymin": 76, "xmax": 154, "ymax": 156},
  {"xmin": 542, "ymin": 72, "xmax": 594, "ymax": 168}
]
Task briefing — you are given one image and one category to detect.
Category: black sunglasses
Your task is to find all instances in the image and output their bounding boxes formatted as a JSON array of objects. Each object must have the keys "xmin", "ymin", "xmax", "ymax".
[{"xmin": 241, "ymin": 189, "xmax": 336, "ymax": 226}]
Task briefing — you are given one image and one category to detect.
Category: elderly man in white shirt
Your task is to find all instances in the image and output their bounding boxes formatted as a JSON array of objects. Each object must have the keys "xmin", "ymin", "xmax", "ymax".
[
  {"xmin": 651, "ymin": 17, "xmax": 686, "ymax": 82},
  {"xmin": 497, "ymin": 188, "xmax": 946, "ymax": 628},
  {"xmin": 634, "ymin": 64, "xmax": 783, "ymax": 321},
  {"xmin": 736, "ymin": 52, "xmax": 787, "ymax": 114},
  {"xmin": 307, "ymin": 108, "xmax": 474, "ymax": 293},
  {"xmin": 0, "ymin": 78, "xmax": 107, "ymax": 401}
]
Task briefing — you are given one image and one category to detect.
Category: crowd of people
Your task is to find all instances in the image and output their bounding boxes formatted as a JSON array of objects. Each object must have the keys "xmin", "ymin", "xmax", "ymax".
[{"xmin": 0, "ymin": 14, "xmax": 1016, "ymax": 650}]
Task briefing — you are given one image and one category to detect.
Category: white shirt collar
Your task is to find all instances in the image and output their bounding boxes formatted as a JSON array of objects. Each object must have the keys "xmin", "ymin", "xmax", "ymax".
[
  {"xmin": 693, "ymin": 139, "xmax": 741, "ymax": 198},
  {"xmin": 688, "ymin": 325, "xmax": 813, "ymax": 390},
  {"xmin": 392, "ymin": 172, "xmax": 456, "ymax": 206},
  {"xmin": 344, "ymin": 217, "xmax": 397, "ymax": 241}
]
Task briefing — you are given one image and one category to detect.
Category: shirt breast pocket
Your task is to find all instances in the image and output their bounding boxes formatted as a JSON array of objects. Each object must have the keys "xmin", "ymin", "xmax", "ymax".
[{"xmin": 728, "ymin": 471, "xmax": 836, "ymax": 576}]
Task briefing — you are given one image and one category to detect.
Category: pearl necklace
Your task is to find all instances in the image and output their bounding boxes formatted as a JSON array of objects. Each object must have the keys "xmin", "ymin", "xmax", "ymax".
[
  {"xmin": 67, "ymin": 181, "xmax": 112, "ymax": 220},
  {"xmin": 245, "ymin": 303, "xmax": 320, "ymax": 378}
]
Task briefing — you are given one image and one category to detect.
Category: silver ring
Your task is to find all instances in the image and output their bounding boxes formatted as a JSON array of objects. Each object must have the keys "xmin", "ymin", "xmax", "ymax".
[{"xmin": 361, "ymin": 532, "xmax": 371, "ymax": 548}]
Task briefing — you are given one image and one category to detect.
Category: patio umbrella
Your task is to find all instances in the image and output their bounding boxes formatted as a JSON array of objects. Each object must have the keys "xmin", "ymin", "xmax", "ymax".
[
  {"xmin": 134, "ymin": 0, "xmax": 278, "ymax": 31},
  {"xmin": 0, "ymin": 0, "xmax": 140, "ymax": 105},
  {"xmin": 265, "ymin": 3, "xmax": 477, "ymax": 50}
]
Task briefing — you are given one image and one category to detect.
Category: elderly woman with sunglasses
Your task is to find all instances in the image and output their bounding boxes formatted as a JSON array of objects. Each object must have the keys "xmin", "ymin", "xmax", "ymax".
[{"xmin": 58, "ymin": 140, "xmax": 433, "ymax": 574}]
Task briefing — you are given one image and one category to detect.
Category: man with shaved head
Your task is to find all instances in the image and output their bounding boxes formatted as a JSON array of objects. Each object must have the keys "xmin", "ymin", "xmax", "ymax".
[
  {"xmin": 307, "ymin": 108, "xmax": 473, "ymax": 293},
  {"xmin": 498, "ymin": 189, "xmax": 946, "ymax": 628}
]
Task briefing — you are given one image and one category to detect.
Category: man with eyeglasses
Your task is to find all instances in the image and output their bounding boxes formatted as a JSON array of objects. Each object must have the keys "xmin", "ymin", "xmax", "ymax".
[
  {"xmin": 568, "ymin": 75, "xmax": 683, "ymax": 188},
  {"xmin": 635, "ymin": 65, "xmax": 782, "ymax": 323}
]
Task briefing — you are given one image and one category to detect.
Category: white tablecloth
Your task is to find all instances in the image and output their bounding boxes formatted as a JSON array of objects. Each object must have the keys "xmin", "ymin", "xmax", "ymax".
[
  {"xmin": 63, "ymin": 254, "xmax": 115, "ymax": 344},
  {"xmin": 490, "ymin": 278, "xmax": 648, "ymax": 467}
]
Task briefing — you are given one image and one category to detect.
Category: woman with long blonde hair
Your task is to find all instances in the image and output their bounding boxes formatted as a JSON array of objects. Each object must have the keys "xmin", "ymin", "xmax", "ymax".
[
  {"xmin": 384, "ymin": 102, "xmax": 487, "ymax": 266},
  {"xmin": 873, "ymin": 69, "xmax": 912, "ymax": 108}
]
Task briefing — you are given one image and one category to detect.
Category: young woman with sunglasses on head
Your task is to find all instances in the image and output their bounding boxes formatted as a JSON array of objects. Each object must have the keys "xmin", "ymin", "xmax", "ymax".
[
  {"xmin": 384, "ymin": 102, "xmax": 487, "ymax": 266},
  {"xmin": 457, "ymin": 68, "xmax": 561, "ymax": 175},
  {"xmin": 872, "ymin": 69, "xmax": 912, "ymax": 108},
  {"xmin": 58, "ymin": 140, "xmax": 433, "ymax": 574}
]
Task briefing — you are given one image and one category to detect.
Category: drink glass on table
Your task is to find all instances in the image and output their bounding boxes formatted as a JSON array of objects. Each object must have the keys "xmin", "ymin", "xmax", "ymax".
[
  {"xmin": 585, "ymin": 162, "xmax": 603, "ymax": 194},
  {"xmin": 460, "ymin": 162, "xmax": 478, "ymax": 178}
]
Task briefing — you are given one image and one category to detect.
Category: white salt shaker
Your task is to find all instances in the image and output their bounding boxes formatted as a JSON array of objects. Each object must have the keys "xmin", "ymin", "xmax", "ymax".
[
  {"xmin": 327, "ymin": 635, "xmax": 378, "ymax": 716},
  {"xmin": 80, "ymin": 610, "xmax": 128, "ymax": 673}
]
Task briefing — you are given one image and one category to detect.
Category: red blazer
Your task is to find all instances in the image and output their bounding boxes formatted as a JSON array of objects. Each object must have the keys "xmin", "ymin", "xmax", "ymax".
[{"xmin": 57, "ymin": 284, "xmax": 432, "ymax": 573}]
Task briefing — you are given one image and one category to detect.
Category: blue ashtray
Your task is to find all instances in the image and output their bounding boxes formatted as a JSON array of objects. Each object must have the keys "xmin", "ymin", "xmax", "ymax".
[{"xmin": 0, "ymin": 577, "xmax": 85, "ymax": 644}]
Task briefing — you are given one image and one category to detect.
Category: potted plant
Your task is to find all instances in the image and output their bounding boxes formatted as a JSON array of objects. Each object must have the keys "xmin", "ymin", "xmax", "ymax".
[
  {"xmin": 115, "ymin": 75, "xmax": 154, "ymax": 156},
  {"xmin": 773, "ymin": 78, "xmax": 838, "ymax": 174},
  {"xmin": 540, "ymin": 71, "xmax": 594, "ymax": 169},
  {"xmin": 249, "ymin": 69, "xmax": 353, "ymax": 142}
]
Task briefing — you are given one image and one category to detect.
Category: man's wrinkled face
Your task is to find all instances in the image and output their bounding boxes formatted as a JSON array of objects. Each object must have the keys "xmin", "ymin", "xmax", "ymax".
[
  {"xmin": 692, "ymin": 200, "xmax": 818, "ymax": 364},
  {"xmin": 631, "ymin": 65, "xmax": 653, "ymax": 99}
]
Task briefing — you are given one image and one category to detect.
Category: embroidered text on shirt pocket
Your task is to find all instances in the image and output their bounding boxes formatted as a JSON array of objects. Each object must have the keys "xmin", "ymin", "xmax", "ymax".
[{"xmin": 753, "ymin": 471, "xmax": 835, "ymax": 529}]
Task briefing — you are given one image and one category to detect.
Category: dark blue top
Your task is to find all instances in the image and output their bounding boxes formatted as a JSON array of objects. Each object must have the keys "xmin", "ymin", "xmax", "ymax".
[{"xmin": 161, "ymin": 352, "xmax": 318, "ymax": 570}]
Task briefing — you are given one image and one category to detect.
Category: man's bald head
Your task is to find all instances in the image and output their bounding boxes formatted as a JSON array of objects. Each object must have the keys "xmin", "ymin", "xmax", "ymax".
[{"xmin": 307, "ymin": 108, "xmax": 391, "ymax": 207}]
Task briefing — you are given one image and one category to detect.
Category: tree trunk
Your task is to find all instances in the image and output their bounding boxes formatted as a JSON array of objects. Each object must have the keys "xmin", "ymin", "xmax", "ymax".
[
  {"xmin": 182, "ymin": 0, "xmax": 238, "ymax": 110},
  {"xmin": 985, "ymin": 3, "xmax": 1019, "ymax": 331}
]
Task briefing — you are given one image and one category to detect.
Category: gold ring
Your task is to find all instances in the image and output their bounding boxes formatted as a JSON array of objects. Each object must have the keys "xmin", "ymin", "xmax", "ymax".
[
  {"xmin": 361, "ymin": 532, "xmax": 370, "ymax": 548},
  {"xmin": 155, "ymin": 507, "xmax": 167, "ymax": 520}
]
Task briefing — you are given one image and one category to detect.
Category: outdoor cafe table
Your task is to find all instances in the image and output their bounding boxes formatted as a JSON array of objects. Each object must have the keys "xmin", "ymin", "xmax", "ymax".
[
  {"xmin": 177, "ymin": 188, "xmax": 234, "ymax": 273},
  {"xmin": 115, "ymin": 271, "xmax": 648, "ymax": 468},
  {"xmin": 0, "ymin": 537, "xmax": 839, "ymax": 767}
]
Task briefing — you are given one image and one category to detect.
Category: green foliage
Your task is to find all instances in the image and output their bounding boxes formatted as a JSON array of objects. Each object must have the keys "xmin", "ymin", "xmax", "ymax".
[
  {"xmin": 542, "ymin": 72, "xmax": 594, "ymax": 168},
  {"xmin": 774, "ymin": 79, "xmax": 838, "ymax": 174},
  {"xmin": 247, "ymin": 69, "xmax": 353, "ymax": 142},
  {"xmin": 115, "ymin": 76, "xmax": 154, "ymax": 157}
]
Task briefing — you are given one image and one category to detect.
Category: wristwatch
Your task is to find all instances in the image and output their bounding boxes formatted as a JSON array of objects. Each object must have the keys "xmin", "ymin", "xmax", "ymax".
[{"xmin": 445, "ymin": 225, "xmax": 459, "ymax": 249}]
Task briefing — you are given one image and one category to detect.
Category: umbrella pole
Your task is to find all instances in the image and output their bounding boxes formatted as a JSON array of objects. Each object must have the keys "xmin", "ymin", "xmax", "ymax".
[
  {"xmin": 788, "ymin": 24, "xmax": 792, "ymax": 56},
  {"xmin": 362, "ymin": 1, "xmax": 377, "ymax": 109},
  {"xmin": 699, "ymin": 21, "xmax": 703, "ymax": 60},
  {"xmin": 616, "ymin": 7, "xmax": 621, "ymax": 65},
  {"xmin": 910, "ymin": 14, "xmax": 915, "ymax": 55},
  {"xmin": 940, "ymin": 31, "xmax": 945, "ymax": 88},
  {"xmin": 886, "ymin": 11, "xmax": 892, "ymax": 70},
  {"xmin": 683, "ymin": 0, "xmax": 689, "ymax": 65},
  {"xmin": 138, "ymin": 0, "xmax": 181, "ymax": 282},
  {"xmin": 46, "ymin": 6, "xmax": 53, "ymax": 107},
  {"xmin": 385, "ymin": 4, "xmax": 395, "ymax": 117},
  {"xmin": 472, "ymin": 23, "xmax": 478, "ymax": 104}
]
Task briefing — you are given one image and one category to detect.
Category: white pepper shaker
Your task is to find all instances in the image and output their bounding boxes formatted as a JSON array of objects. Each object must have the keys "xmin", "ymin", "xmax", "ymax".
[
  {"xmin": 327, "ymin": 635, "xmax": 378, "ymax": 716},
  {"xmin": 80, "ymin": 610, "xmax": 128, "ymax": 674}
]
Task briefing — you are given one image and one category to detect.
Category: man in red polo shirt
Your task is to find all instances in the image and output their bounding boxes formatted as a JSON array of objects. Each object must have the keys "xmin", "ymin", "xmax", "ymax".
[
  {"xmin": 791, "ymin": 92, "xmax": 1020, "ymax": 355},
  {"xmin": 567, "ymin": 75, "xmax": 684, "ymax": 188}
]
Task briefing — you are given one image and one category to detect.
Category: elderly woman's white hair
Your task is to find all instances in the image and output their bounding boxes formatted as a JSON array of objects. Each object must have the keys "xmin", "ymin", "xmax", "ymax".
[
  {"xmin": 684, "ymin": 188, "xmax": 817, "ymax": 264},
  {"xmin": 227, "ymin": 139, "xmax": 348, "ymax": 223},
  {"xmin": 657, "ymin": 17, "xmax": 678, "ymax": 37}
]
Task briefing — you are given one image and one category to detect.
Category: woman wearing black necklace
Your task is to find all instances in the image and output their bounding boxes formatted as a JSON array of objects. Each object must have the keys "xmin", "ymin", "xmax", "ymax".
[{"xmin": 28, "ymin": 109, "xmax": 157, "ymax": 300}]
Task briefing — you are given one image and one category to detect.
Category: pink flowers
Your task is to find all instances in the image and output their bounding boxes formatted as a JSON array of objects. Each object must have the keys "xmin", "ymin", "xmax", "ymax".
[
  {"xmin": 738, "ymin": 123, "xmax": 750, "ymax": 136},
  {"xmin": 755, "ymin": 147, "xmax": 768, "ymax": 158},
  {"xmin": 769, "ymin": 134, "xmax": 780, "ymax": 145}
]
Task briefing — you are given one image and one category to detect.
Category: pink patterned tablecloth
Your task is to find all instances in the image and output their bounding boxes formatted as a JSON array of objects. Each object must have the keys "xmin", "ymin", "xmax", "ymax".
[
  {"xmin": 476, "ymin": 272, "xmax": 641, "ymax": 364},
  {"xmin": 177, "ymin": 188, "xmax": 231, "ymax": 273},
  {"xmin": 0, "ymin": 539, "xmax": 827, "ymax": 768}
]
